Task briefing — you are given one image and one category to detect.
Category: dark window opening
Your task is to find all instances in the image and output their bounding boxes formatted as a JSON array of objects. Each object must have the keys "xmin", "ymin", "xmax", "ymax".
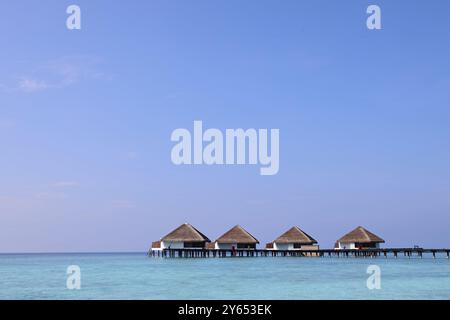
[
  {"xmin": 237, "ymin": 243, "xmax": 256, "ymax": 249},
  {"xmin": 355, "ymin": 242, "xmax": 377, "ymax": 249},
  {"xmin": 184, "ymin": 242, "xmax": 205, "ymax": 248}
]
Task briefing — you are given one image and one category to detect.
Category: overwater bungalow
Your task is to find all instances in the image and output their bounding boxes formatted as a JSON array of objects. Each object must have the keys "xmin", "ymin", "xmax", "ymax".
[
  {"xmin": 266, "ymin": 226, "xmax": 319, "ymax": 251},
  {"xmin": 214, "ymin": 225, "xmax": 259, "ymax": 250},
  {"xmin": 151, "ymin": 223, "xmax": 210, "ymax": 250},
  {"xmin": 335, "ymin": 226, "xmax": 384, "ymax": 250}
]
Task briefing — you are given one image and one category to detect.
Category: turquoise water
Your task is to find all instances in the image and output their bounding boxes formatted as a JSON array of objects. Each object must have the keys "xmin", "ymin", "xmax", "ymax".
[{"xmin": 1, "ymin": 253, "xmax": 449, "ymax": 299}]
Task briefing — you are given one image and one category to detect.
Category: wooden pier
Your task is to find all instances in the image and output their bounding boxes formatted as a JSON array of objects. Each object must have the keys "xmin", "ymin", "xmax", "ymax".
[{"xmin": 148, "ymin": 248, "xmax": 450, "ymax": 259}]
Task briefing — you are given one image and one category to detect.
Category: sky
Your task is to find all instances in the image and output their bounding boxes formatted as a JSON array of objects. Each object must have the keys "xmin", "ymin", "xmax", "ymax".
[{"xmin": 1, "ymin": 0, "xmax": 450, "ymax": 252}]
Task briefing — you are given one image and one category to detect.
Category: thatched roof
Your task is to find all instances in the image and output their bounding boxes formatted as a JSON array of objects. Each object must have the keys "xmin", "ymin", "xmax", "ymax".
[
  {"xmin": 273, "ymin": 226, "xmax": 317, "ymax": 244},
  {"xmin": 338, "ymin": 226, "xmax": 384, "ymax": 243},
  {"xmin": 161, "ymin": 223, "xmax": 210, "ymax": 242},
  {"xmin": 215, "ymin": 225, "xmax": 259, "ymax": 244}
]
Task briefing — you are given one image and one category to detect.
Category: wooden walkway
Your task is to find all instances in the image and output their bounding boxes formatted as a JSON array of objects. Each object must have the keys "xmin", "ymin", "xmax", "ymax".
[{"xmin": 148, "ymin": 248, "xmax": 450, "ymax": 259}]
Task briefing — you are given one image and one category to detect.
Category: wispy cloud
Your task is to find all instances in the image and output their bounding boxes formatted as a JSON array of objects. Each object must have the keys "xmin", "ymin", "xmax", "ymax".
[
  {"xmin": 125, "ymin": 151, "xmax": 139, "ymax": 160},
  {"xmin": 32, "ymin": 181, "xmax": 80, "ymax": 200},
  {"xmin": 18, "ymin": 78, "xmax": 51, "ymax": 93},
  {"xmin": 0, "ymin": 181, "xmax": 79, "ymax": 207},
  {"xmin": 35, "ymin": 192, "xmax": 68, "ymax": 200},
  {"xmin": 112, "ymin": 200, "xmax": 136, "ymax": 209},
  {"xmin": 1, "ymin": 55, "xmax": 111, "ymax": 93},
  {"xmin": 0, "ymin": 195, "xmax": 15, "ymax": 205},
  {"xmin": 52, "ymin": 181, "xmax": 80, "ymax": 188},
  {"xmin": 0, "ymin": 119, "xmax": 16, "ymax": 129}
]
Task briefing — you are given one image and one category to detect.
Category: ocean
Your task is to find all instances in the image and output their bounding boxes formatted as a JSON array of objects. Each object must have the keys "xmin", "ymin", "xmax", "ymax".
[{"xmin": 1, "ymin": 253, "xmax": 449, "ymax": 300}]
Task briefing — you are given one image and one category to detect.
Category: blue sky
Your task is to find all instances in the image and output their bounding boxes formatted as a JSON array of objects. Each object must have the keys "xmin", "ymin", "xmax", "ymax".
[{"xmin": 1, "ymin": 0, "xmax": 450, "ymax": 252}]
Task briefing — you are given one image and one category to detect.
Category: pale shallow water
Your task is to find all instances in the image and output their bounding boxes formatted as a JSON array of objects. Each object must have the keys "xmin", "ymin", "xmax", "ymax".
[{"xmin": 0, "ymin": 253, "xmax": 449, "ymax": 300}]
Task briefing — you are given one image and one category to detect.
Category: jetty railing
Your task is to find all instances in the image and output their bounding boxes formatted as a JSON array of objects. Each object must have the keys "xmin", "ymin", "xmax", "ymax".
[{"xmin": 148, "ymin": 248, "xmax": 450, "ymax": 259}]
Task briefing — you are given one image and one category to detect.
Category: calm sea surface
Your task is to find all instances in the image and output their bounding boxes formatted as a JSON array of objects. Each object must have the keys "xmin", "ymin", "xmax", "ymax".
[{"xmin": 1, "ymin": 253, "xmax": 449, "ymax": 299}]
